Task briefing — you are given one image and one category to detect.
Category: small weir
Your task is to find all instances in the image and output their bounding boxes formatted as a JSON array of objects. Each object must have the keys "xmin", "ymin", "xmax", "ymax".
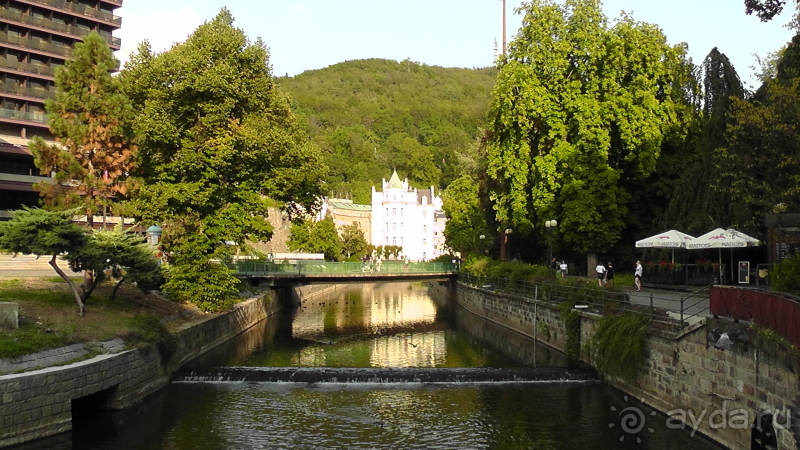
[{"xmin": 173, "ymin": 366, "xmax": 598, "ymax": 383}]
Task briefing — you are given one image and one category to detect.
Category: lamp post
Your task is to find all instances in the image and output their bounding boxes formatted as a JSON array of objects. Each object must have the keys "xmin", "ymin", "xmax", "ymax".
[
  {"xmin": 545, "ymin": 220, "xmax": 557, "ymax": 262},
  {"xmin": 479, "ymin": 234, "xmax": 486, "ymax": 255}
]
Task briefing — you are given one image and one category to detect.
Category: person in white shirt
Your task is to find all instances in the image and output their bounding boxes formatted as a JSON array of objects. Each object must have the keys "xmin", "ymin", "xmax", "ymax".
[
  {"xmin": 559, "ymin": 261, "xmax": 568, "ymax": 278},
  {"xmin": 595, "ymin": 263, "xmax": 606, "ymax": 287},
  {"xmin": 635, "ymin": 260, "xmax": 643, "ymax": 292}
]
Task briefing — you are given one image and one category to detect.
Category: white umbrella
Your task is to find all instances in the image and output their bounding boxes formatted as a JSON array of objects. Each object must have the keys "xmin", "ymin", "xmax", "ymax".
[
  {"xmin": 635, "ymin": 230, "xmax": 695, "ymax": 262},
  {"xmin": 686, "ymin": 228, "xmax": 761, "ymax": 282}
]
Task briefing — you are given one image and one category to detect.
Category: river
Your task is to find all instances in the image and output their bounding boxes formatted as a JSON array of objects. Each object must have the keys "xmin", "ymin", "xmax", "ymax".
[{"xmin": 14, "ymin": 282, "xmax": 724, "ymax": 450}]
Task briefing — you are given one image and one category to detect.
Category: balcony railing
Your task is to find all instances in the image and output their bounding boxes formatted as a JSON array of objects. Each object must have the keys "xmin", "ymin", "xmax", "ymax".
[
  {"xmin": 0, "ymin": 82, "xmax": 55, "ymax": 99},
  {"xmin": 0, "ymin": 57, "xmax": 58, "ymax": 77},
  {"xmin": 0, "ymin": 173, "xmax": 53, "ymax": 184},
  {"xmin": 0, "ymin": 107, "xmax": 48, "ymax": 124},
  {"xmin": 0, "ymin": 32, "xmax": 72, "ymax": 57},
  {"xmin": 19, "ymin": 0, "xmax": 121, "ymax": 26},
  {"xmin": 0, "ymin": 8, "xmax": 121, "ymax": 47}
]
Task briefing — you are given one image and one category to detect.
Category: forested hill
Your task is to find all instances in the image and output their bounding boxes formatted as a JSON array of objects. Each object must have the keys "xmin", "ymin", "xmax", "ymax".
[{"xmin": 277, "ymin": 59, "xmax": 497, "ymax": 203}]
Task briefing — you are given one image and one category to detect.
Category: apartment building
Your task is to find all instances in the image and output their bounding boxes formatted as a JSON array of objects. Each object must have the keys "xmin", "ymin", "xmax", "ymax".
[{"xmin": 0, "ymin": 0, "xmax": 122, "ymax": 217}]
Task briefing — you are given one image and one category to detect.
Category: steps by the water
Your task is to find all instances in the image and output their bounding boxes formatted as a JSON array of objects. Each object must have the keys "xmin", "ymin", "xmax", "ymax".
[{"xmin": 174, "ymin": 367, "xmax": 598, "ymax": 384}]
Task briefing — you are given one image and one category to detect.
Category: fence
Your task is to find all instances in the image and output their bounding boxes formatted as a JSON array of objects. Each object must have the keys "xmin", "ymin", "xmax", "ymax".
[
  {"xmin": 459, "ymin": 272, "xmax": 711, "ymax": 331},
  {"xmin": 230, "ymin": 260, "xmax": 459, "ymax": 276},
  {"xmin": 710, "ymin": 286, "xmax": 800, "ymax": 348}
]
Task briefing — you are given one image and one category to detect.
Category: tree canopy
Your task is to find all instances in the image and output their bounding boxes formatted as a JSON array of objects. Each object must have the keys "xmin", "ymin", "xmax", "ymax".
[
  {"xmin": 30, "ymin": 32, "xmax": 135, "ymax": 228},
  {"xmin": 122, "ymin": 9, "xmax": 326, "ymax": 309},
  {"xmin": 486, "ymin": 0, "xmax": 690, "ymax": 255}
]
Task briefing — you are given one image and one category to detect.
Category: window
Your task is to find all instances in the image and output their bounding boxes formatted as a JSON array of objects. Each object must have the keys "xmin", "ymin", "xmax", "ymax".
[
  {"xmin": 422, "ymin": 252, "xmax": 427, "ymax": 261},
  {"xmin": 392, "ymin": 223, "xmax": 397, "ymax": 230},
  {"xmin": 393, "ymin": 195, "xmax": 396, "ymax": 201},
  {"xmin": 386, "ymin": 222, "xmax": 389, "ymax": 230},
  {"xmin": 392, "ymin": 237, "xmax": 397, "ymax": 245},
  {"xmin": 401, "ymin": 237, "xmax": 404, "ymax": 245},
  {"xmin": 401, "ymin": 208, "xmax": 404, "ymax": 216},
  {"xmin": 392, "ymin": 208, "xmax": 397, "ymax": 216},
  {"xmin": 423, "ymin": 225, "xmax": 427, "ymax": 232},
  {"xmin": 385, "ymin": 208, "xmax": 389, "ymax": 215},
  {"xmin": 422, "ymin": 238, "xmax": 427, "ymax": 246},
  {"xmin": 422, "ymin": 196, "xmax": 428, "ymax": 205},
  {"xmin": 422, "ymin": 211, "xmax": 427, "ymax": 218},
  {"xmin": 386, "ymin": 237, "xmax": 389, "ymax": 244},
  {"xmin": 401, "ymin": 223, "xmax": 404, "ymax": 231}
]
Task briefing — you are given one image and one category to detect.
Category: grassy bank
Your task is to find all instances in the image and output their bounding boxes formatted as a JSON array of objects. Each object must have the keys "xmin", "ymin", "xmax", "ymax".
[{"xmin": 0, "ymin": 278, "xmax": 200, "ymax": 360}]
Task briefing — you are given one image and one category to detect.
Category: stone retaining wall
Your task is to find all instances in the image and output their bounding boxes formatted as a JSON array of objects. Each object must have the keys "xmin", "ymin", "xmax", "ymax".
[
  {"xmin": 454, "ymin": 282, "xmax": 800, "ymax": 450},
  {"xmin": 0, "ymin": 291, "xmax": 281, "ymax": 448},
  {"xmin": 0, "ymin": 339, "xmax": 125, "ymax": 375}
]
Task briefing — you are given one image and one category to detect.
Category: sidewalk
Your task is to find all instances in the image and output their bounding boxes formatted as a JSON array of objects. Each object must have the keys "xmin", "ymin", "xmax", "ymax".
[{"xmin": 623, "ymin": 286, "xmax": 709, "ymax": 323}]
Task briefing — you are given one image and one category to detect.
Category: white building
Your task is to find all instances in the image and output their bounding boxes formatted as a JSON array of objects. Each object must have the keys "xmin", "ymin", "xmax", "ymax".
[{"xmin": 371, "ymin": 171, "xmax": 445, "ymax": 261}]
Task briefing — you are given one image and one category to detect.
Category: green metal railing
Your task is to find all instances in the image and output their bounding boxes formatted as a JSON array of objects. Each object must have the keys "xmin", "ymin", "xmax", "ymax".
[{"xmin": 231, "ymin": 260, "xmax": 459, "ymax": 276}]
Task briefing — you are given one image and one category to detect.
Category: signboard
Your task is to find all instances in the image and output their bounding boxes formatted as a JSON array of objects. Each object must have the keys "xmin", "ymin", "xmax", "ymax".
[{"xmin": 738, "ymin": 261, "xmax": 750, "ymax": 284}]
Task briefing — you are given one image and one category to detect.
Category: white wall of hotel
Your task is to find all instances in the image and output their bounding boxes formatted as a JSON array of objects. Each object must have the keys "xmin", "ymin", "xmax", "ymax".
[{"xmin": 370, "ymin": 171, "xmax": 444, "ymax": 261}]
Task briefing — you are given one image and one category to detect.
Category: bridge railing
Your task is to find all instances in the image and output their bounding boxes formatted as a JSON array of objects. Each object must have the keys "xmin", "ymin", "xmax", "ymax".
[{"xmin": 230, "ymin": 260, "xmax": 459, "ymax": 276}]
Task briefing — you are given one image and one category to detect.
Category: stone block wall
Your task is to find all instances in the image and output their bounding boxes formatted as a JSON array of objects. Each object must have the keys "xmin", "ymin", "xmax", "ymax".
[
  {"xmin": 455, "ymin": 282, "xmax": 800, "ymax": 450},
  {"xmin": 0, "ymin": 291, "xmax": 281, "ymax": 447}
]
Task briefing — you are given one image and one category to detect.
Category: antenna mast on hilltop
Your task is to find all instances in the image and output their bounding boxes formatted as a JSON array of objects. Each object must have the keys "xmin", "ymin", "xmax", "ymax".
[{"xmin": 500, "ymin": 0, "xmax": 506, "ymax": 56}]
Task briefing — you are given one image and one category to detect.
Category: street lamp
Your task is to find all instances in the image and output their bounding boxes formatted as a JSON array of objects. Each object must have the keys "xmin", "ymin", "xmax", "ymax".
[
  {"xmin": 545, "ymin": 220, "xmax": 557, "ymax": 262},
  {"xmin": 479, "ymin": 234, "xmax": 486, "ymax": 255}
]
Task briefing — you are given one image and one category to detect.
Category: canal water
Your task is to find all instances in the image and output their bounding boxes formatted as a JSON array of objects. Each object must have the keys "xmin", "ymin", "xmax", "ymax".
[{"xmin": 17, "ymin": 282, "xmax": 723, "ymax": 450}]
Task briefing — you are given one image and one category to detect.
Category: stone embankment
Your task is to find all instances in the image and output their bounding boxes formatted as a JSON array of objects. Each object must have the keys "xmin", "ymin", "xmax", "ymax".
[
  {"xmin": 0, "ymin": 282, "xmax": 346, "ymax": 448},
  {"xmin": 435, "ymin": 281, "xmax": 800, "ymax": 450}
]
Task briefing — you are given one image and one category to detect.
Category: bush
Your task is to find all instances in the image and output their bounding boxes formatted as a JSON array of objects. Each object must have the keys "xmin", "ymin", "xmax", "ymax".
[
  {"xmin": 772, "ymin": 254, "xmax": 800, "ymax": 296},
  {"xmin": 590, "ymin": 314, "xmax": 650, "ymax": 381},
  {"xmin": 462, "ymin": 256, "xmax": 556, "ymax": 282},
  {"xmin": 127, "ymin": 315, "xmax": 177, "ymax": 360},
  {"xmin": 163, "ymin": 262, "xmax": 239, "ymax": 312}
]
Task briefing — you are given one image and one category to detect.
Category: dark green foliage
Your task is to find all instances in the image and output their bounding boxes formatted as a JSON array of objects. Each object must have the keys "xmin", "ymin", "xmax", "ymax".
[
  {"xmin": 744, "ymin": 0, "xmax": 790, "ymax": 21},
  {"xmin": 127, "ymin": 315, "xmax": 177, "ymax": 360},
  {"xmin": 772, "ymin": 254, "xmax": 800, "ymax": 295},
  {"xmin": 590, "ymin": 314, "xmax": 650, "ymax": 381},
  {"xmin": 442, "ymin": 175, "xmax": 490, "ymax": 258},
  {"xmin": 278, "ymin": 58, "xmax": 497, "ymax": 193},
  {"xmin": 557, "ymin": 300, "xmax": 581, "ymax": 360},
  {"xmin": 162, "ymin": 263, "xmax": 238, "ymax": 312},
  {"xmin": 288, "ymin": 216, "xmax": 343, "ymax": 261},
  {"xmin": 0, "ymin": 207, "xmax": 86, "ymax": 257},
  {"xmin": 462, "ymin": 256, "xmax": 555, "ymax": 282}
]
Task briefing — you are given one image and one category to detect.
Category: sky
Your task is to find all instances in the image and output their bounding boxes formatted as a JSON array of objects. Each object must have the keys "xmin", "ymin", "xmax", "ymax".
[{"xmin": 115, "ymin": 0, "xmax": 796, "ymax": 90}]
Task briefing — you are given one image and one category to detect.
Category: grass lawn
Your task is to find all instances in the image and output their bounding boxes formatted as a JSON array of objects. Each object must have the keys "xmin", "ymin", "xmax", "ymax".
[{"xmin": 0, "ymin": 277, "xmax": 201, "ymax": 360}]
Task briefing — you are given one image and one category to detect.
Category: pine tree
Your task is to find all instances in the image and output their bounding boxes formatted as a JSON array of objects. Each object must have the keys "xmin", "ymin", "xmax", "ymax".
[{"xmin": 29, "ymin": 32, "xmax": 136, "ymax": 229}]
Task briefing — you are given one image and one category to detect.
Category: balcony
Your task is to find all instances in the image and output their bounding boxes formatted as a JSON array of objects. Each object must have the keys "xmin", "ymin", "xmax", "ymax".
[
  {"xmin": 0, "ymin": 57, "xmax": 57, "ymax": 78},
  {"xmin": 0, "ymin": 8, "xmax": 121, "ymax": 47},
  {"xmin": 0, "ymin": 172, "xmax": 53, "ymax": 184},
  {"xmin": 0, "ymin": 32, "xmax": 72, "ymax": 57},
  {"xmin": 102, "ymin": 0, "xmax": 122, "ymax": 6},
  {"xmin": 0, "ymin": 82, "xmax": 55, "ymax": 99},
  {"xmin": 0, "ymin": 107, "xmax": 48, "ymax": 124},
  {"xmin": 15, "ymin": 0, "xmax": 121, "ymax": 27}
]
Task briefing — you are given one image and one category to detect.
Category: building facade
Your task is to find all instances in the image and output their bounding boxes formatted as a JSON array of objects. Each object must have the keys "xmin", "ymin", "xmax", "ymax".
[
  {"xmin": 0, "ymin": 0, "xmax": 122, "ymax": 217},
  {"xmin": 370, "ymin": 170, "xmax": 445, "ymax": 261},
  {"xmin": 317, "ymin": 198, "xmax": 372, "ymax": 239}
]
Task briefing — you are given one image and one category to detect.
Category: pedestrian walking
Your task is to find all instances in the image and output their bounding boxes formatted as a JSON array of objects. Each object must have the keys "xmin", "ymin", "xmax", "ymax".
[
  {"xmin": 605, "ymin": 262, "xmax": 614, "ymax": 286},
  {"xmin": 635, "ymin": 260, "xmax": 643, "ymax": 292},
  {"xmin": 559, "ymin": 261, "xmax": 568, "ymax": 278},
  {"xmin": 595, "ymin": 262, "xmax": 607, "ymax": 287}
]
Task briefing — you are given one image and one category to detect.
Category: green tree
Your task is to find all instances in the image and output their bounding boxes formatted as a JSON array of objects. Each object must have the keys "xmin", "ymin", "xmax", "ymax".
[
  {"xmin": 340, "ymin": 222, "xmax": 369, "ymax": 260},
  {"xmin": 486, "ymin": 0, "xmax": 687, "ymax": 257},
  {"xmin": 442, "ymin": 175, "xmax": 489, "ymax": 257},
  {"xmin": 288, "ymin": 216, "xmax": 343, "ymax": 261},
  {"xmin": 122, "ymin": 9, "xmax": 327, "ymax": 309},
  {"xmin": 30, "ymin": 32, "xmax": 136, "ymax": 228},
  {"xmin": 661, "ymin": 48, "xmax": 744, "ymax": 235},
  {"xmin": 0, "ymin": 208, "xmax": 158, "ymax": 315}
]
